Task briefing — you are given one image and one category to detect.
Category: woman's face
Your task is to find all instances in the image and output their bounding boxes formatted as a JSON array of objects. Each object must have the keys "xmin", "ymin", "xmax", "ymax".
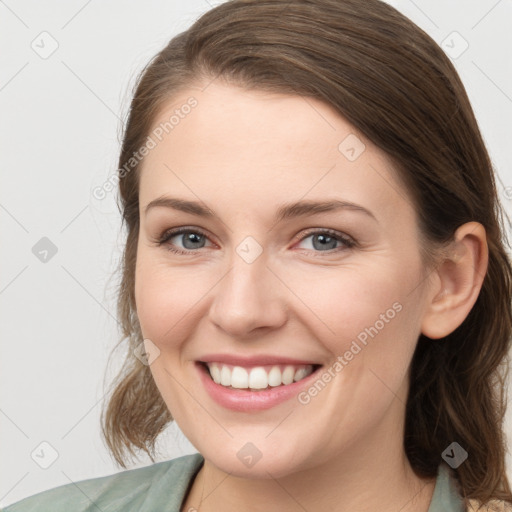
[{"xmin": 135, "ymin": 81, "xmax": 436, "ymax": 478}]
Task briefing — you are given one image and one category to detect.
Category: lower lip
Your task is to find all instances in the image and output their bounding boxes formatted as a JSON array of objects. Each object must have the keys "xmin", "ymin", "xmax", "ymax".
[{"xmin": 196, "ymin": 362, "xmax": 322, "ymax": 412}]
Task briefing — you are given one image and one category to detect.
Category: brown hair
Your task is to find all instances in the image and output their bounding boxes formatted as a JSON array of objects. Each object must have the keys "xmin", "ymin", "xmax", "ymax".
[{"xmin": 100, "ymin": 0, "xmax": 512, "ymax": 506}]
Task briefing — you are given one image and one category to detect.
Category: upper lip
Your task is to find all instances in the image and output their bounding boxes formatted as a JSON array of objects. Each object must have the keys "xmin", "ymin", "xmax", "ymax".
[{"xmin": 197, "ymin": 354, "xmax": 322, "ymax": 367}]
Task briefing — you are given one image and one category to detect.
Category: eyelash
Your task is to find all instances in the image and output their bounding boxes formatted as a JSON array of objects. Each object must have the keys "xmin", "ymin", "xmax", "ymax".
[{"xmin": 156, "ymin": 226, "xmax": 356, "ymax": 256}]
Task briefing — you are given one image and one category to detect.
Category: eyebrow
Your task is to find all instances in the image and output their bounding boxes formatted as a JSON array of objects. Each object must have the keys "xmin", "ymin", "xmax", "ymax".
[{"xmin": 144, "ymin": 196, "xmax": 377, "ymax": 223}]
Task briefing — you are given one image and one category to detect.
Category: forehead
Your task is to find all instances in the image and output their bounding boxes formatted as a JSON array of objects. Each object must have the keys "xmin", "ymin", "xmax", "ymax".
[{"xmin": 138, "ymin": 81, "xmax": 415, "ymax": 227}]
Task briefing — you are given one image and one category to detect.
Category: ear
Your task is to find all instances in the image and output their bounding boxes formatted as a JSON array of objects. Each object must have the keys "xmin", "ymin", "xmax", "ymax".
[{"xmin": 420, "ymin": 221, "xmax": 488, "ymax": 339}]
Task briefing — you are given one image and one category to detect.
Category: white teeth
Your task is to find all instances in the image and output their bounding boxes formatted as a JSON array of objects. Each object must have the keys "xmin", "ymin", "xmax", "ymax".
[
  {"xmin": 220, "ymin": 365, "xmax": 231, "ymax": 386},
  {"xmin": 231, "ymin": 366, "xmax": 249, "ymax": 388},
  {"xmin": 293, "ymin": 367, "xmax": 309, "ymax": 382},
  {"xmin": 248, "ymin": 367, "xmax": 268, "ymax": 389},
  {"xmin": 209, "ymin": 363, "xmax": 221, "ymax": 384},
  {"xmin": 268, "ymin": 366, "xmax": 282, "ymax": 387},
  {"xmin": 282, "ymin": 366, "xmax": 295, "ymax": 385},
  {"xmin": 205, "ymin": 363, "xmax": 315, "ymax": 390}
]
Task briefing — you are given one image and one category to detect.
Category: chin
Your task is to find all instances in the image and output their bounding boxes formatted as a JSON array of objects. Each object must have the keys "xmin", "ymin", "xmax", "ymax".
[{"xmin": 197, "ymin": 436, "xmax": 318, "ymax": 480}]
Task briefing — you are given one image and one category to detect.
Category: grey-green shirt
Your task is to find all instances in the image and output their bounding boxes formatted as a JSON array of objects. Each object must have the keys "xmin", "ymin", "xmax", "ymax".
[{"xmin": 2, "ymin": 454, "xmax": 465, "ymax": 511}]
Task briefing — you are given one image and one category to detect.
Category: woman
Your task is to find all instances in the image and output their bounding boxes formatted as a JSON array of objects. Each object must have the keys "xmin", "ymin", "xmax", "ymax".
[{"xmin": 4, "ymin": 0, "xmax": 512, "ymax": 510}]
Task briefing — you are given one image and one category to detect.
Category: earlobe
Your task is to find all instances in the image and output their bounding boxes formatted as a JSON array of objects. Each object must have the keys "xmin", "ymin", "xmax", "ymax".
[{"xmin": 420, "ymin": 222, "xmax": 488, "ymax": 340}]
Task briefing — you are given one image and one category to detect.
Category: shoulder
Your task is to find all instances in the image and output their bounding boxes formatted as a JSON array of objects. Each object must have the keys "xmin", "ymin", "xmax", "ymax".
[
  {"xmin": 430, "ymin": 464, "xmax": 512, "ymax": 512},
  {"xmin": 1, "ymin": 453, "xmax": 204, "ymax": 512}
]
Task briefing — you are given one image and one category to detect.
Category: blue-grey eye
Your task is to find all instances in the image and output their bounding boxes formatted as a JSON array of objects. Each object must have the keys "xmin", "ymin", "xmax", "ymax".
[
  {"xmin": 172, "ymin": 231, "xmax": 208, "ymax": 250},
  {"xmin": 296, "ymin": 231, "xmax": 351, "ymax": 251}
]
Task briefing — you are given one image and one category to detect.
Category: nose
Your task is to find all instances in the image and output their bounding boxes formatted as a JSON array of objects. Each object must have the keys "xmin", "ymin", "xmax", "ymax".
[{"xmin": 208, "ymin": 248, "xmax": 288, "ymax": 338}]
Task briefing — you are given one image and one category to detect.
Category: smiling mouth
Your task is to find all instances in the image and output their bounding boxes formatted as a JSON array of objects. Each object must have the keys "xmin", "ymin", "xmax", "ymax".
[{"xmin": 199, "ymin": 362, "xmax": 323, "ymax": 391}]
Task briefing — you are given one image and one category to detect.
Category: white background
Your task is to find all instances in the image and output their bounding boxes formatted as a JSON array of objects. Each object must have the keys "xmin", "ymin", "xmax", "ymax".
[{"xmin": 1, "ymin": 0, "xmax": 511, "ymax": 506}]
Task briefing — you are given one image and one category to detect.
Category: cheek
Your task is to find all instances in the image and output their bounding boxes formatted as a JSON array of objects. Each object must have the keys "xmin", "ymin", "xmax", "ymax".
[
  {"xmin": 279, "ymin": 262, "xmax": 412, "ymax": 345},
  {"xmin": 280, "ymin": 260, "xmax": 422, "ymax": 396},
  {"xmin": 134, "ymin": 251, "xmax": 213, "ymax": 344}
]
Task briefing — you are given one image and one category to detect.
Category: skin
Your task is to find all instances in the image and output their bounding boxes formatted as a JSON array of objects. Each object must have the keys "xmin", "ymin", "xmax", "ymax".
[{"xmin": 134, "ymin": 79, "xmax": 488, "ymax": 512}]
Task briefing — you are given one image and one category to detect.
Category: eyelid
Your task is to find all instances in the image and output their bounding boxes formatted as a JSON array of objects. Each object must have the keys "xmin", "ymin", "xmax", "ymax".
[
  {"xmin": 291, "ymin": 227, "xmax": 354, "ymax": 246},
  {"xmin": 157, "ymin": 226, "xmax": 215, "ymax": 247}
]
